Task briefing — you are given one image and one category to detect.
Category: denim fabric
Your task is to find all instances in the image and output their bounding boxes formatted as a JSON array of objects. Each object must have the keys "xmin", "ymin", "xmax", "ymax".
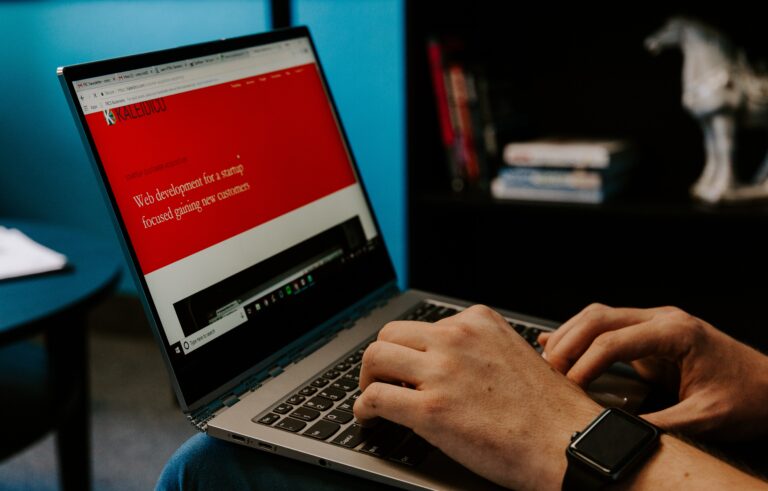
[{"xmin": 156, "ymin": 433, "xmax": 401, "ymax": 490}]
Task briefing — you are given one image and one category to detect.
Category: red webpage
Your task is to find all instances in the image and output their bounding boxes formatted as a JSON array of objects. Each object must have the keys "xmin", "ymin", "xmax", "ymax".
[{"xmin": 86, "ymin": 63, "xmax": 357, "ymax": 274}]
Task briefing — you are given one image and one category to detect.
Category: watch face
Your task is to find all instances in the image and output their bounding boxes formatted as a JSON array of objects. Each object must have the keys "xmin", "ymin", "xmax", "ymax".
[{"xmin": 570, "ymin": 409, "xmax": 658, "ymax": 473}]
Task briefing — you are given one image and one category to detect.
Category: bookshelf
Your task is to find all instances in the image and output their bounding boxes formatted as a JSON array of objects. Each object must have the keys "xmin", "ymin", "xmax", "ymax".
[{"xmin": 406, "ymin": 2, "xmax": 768, "ymax": 350}]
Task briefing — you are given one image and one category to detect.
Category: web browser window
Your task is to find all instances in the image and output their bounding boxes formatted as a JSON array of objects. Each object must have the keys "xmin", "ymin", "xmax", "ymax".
[{"xmin": 69, "ymin": 35, "xmax": 393, "ymax": 404}]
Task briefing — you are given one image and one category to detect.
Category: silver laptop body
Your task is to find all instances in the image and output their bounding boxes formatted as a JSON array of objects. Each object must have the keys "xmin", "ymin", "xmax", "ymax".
[{"xmin": 58, "ymin": 27, "xmax": 643, "ymax": 490}]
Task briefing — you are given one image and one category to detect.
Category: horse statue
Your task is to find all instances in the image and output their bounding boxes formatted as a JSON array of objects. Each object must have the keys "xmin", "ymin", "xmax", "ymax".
[{"xmin": 645, "ymin": 17, "xmax": 768, "ymax": 203}]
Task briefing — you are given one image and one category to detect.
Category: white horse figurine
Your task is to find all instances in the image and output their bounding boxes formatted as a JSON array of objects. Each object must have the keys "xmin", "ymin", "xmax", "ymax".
[{"xmin": 645, "ymin": 17, "xmax": 768, "ymax": 203}]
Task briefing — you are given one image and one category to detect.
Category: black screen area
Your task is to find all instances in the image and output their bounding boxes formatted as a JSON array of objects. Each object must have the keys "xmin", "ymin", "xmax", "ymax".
[
  {"xmin": 166, "ymin": 216, "xmax": 395, "ymax": 406},
  {"xmin": 574, "ymin": 411, "xmax": 655, "ymax": 470}
]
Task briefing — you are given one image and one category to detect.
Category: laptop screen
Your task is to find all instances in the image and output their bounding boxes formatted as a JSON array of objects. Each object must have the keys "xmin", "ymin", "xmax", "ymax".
[{"xmin": 61, "ymin": 29, "xmax": 396, "ymax": 408}]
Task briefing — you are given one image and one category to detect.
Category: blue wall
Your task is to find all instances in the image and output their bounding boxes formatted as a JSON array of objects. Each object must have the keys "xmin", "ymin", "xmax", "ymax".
[
  {"xmin": 295, "ymin": 0, "xmax": 406, "ymax": 287},
  {"xmin": 0, "ymin": 0, "xmax": 406, "ymax": 291}
]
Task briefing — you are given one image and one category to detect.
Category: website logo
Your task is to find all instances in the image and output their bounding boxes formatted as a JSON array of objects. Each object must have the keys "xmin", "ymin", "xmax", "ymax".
[
  {"xmin": 113, "ymin": 98, "xmax": 168, "ymax": 124},
  {"xmin": 103, "ymin": 109, "xmax": 117, "ymax": 126}
]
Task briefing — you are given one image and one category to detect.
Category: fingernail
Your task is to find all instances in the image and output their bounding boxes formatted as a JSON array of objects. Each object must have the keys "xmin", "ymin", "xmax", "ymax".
[{"xmin": 541, "ymin": 351, "xmax": 548, "ymax": 360}]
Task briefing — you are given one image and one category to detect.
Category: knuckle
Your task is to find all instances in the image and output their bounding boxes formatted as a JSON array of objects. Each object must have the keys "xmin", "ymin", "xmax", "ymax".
[
  {"xmin": 593, "ymin": 331, "xmax": 617, "ymax": 351},
  {"xmin": 420, "ymin": 393, "xmax": 447, "ymax": 419},
  {"xmin": 657, "ymin": 305, "xmax": 681, "ymax": 315},
  {"xmin": 362, "ymin": 341, "xmax": 383, "ymax": 368},
  {"xmin": 441, "ymin": 321, "xmax": 473, "ymax": 345},
  {"xmin": 584, "ymin": 302, "xmax": 608, "ymax": 314},
  {"xmin": 465, "ymin": 304, "xmax": 495, "ymax": 318},
  {"xmin": 678, "ymin": 316, "xmax": 706, "ymax": 344},
  {"xmin": 359, "ymin": 385, "xmax": 379, "ymax": 412},
  {"xmin": 434, "ymin": 354, "xmax": 459, "ymax": 376},
  {"xmin": 377, "ymin": 321, "xmax": 398, "ymax": 341},
  {"xmin": 580, "ymin": 309, "xmax": 606, "ymax": 327}
]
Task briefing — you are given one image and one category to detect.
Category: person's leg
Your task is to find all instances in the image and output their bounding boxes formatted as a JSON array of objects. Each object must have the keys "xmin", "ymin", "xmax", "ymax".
[{"xmin": 156, "ymin": 433, "xmax": 400, "ymax": 491}]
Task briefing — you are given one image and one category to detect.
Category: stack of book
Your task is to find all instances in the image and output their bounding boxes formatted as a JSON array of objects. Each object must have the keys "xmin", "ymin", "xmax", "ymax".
[
  {"xmin": 427, "ymin": 38, "xmax": 497, "ymax": 192},
  {"xmin": 490, "ymin": 139, "xmax": 634, "ymax": 203}
]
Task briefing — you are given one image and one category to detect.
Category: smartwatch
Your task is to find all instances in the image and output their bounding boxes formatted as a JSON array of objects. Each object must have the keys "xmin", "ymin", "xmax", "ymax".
[{"xmin": 563, "ymin": 407, "xmax": 661, "ymax": 490}]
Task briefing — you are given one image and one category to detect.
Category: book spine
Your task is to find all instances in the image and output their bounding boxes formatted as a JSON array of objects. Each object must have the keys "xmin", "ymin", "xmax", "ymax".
[
  {"xmin": 496, "ymin": 167, "xmax": 603, "ymax": 190},
  {"xmin": 465, "ymin": 70, "xmax": 490, "ymax": 188},
  {"xmin": 448, "ymin": 63, "xmax": 480, "ymax": 183},
  {"xmin": 502, "ymin": 144, "xmax": 611, "ymax": 169},
  {"xmin": 427, "ymin": 39, "xmax": 465, "ymax": 192},
  {"xmin": 491, "ymin": 178, "xmax": 604, "ymax": 203}
]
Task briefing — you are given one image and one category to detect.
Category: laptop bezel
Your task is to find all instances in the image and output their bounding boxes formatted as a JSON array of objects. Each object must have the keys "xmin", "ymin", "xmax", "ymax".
[{"xmin": 57, "ymin": 26, "xmax": 398, "ymax": 412}]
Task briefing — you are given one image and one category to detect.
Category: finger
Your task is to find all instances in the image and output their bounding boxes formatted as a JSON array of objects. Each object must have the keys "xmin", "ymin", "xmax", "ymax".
[
  {"xmin": 359, "ymin": 341, "xmax": 428, "ymax": 391},
  {"xmin": 542, "ymin": 303, "xmax": 612, "ymax": 362},
  {"xmin": 538, "ymin": 332, "xmax": 552, "ymax": 349},
  {"xmin": 353, "ymin": 382, "xmax": 422, "ymax": 427},
  {"xmin": 377, "ymin": 320, "xmax": 432, "ymax": 351},
  {"xmin": 566, "ymin": 320, "xmax": 685, "ymax": 387},
  {"xmin": 546, "ymin": 307, "xmax": 664, "ymax": 374}
]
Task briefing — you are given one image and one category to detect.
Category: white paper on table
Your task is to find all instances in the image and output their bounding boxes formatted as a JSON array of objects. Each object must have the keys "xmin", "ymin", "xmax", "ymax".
[{"xmin": 0, "ymin": 226, "xmax": 69, "ymax": 280}]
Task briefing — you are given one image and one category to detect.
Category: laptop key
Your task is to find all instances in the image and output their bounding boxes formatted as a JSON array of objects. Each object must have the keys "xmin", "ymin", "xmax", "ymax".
[
  {"xmin": 311, "ymin": 378, "xmax": 330, "ymax": 388},
  {"xmin": 331, "ymin": 380, "xmax": 356, "ymax": 392},
  {"xmin": 342, "ymin": 373, "xmax": 360, "ymax": 384},
  {"xmin": 334, "ymin": 362, "xmax": 351, "ymax": 372},
  {"xmin": 304, "ymin": 420, "xmax": 341, "ymax": 440},
  {"xmin": 331, "ymin": 424, "xmax": 372, "ymax": 448},
  {"xmin": 275, "ymin": 417, "xmax": 307, "ymax": 432},
  {"xmin": 345, "ymin": 354, "xmax": 362, "ymax": 364},
  {"xmin": 360, "ymin": 424, "xmax": 409, "ymax": 457},
  {"xmin": 337, "ymin": 400, "xmax": 354, "ymax": 412},
  {"xmin": 273, "ymin": 403, "xmax": 293, "ymax": 414},
  {"xmin": 299, "ymin": 386, "xmax": 318, "ymax": 396},
  {"xmin": 291, "ymin": 407, "xmax": 320, "ymax": 422},
  {"xmin": 286, "ymin": 395, "xmax": 306, "ymax": 405},
  {"xmin": 322, "ymin": 370, "xmax": 340, "ymax": 380},
  {"xmin": 388, "ymin": 434, "xmax": 431, "ymax": 466},
  {"xmin": 508, "ymin": 322, "xmax": 526, "ymax": 334},
  {"xmin": 304, "ymin": 396, "xmax": 334, "ymax": 411},
  {"xmin": 254, "ymin": 413, "xmax": 281, "ymax": 425},
  {"xmin": 324, "ymin": 409, "xmax": 354, "ymax": 424},
  {"xmin": 319, "ymin": 387, "xmax": 346, "ymax": 401}
]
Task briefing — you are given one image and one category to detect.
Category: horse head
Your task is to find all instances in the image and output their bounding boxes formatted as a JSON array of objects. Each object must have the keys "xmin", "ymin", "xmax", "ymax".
[{"xmin": 645, "ymin": 16, "xmax": 688, "ymax": 54}]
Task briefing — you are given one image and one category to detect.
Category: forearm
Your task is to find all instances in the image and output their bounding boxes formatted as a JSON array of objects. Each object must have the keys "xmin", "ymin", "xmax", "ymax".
[{"xmin": 621, "ymin": 435, "xmax": 767, "ymax": 490}]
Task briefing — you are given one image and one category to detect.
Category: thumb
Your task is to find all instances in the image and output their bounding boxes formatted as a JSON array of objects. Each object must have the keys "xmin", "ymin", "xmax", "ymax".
[{"xmin": 640, "ymin": 396, "xmax": 711, "ymax": 435}]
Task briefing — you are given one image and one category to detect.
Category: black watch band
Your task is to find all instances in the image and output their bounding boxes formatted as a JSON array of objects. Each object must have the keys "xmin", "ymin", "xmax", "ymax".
[{"xmin": 562, "ymin": 460, "xmax": 607, "ymax": 491}]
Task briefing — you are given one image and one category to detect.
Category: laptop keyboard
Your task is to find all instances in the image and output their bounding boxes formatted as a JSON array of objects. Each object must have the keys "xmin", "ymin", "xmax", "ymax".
[{"xmin": 252, "ymin": 300, "xmax": 545, "ymax": 467}]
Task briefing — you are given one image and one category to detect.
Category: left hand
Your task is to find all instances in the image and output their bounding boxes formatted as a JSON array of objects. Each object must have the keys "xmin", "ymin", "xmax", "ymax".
[{"xmin": 353, "ymin": 305, "xmax": 601, "ymax": 491}]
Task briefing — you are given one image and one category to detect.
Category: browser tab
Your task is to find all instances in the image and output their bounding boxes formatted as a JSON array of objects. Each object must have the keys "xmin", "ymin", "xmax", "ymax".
[
  {"xmin": 188, "ymin": 54, "xmax": 221, "ymax": 69},
  {"xmin": 117, "ymin": 67, "xmax": 155, "ymax": 81},
  {"xmin": 221, "ymin": 49, "xmax": 250, "ymax": 61},
  {"xmin": 155, "ymin": 61, "xmax": 189, "ymax": 74}
]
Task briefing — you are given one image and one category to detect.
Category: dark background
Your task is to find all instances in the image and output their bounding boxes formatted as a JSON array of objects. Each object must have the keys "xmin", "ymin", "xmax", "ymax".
[{"xmin": 406, "ymin": 1, "xmax": 768, "ymax": 351}]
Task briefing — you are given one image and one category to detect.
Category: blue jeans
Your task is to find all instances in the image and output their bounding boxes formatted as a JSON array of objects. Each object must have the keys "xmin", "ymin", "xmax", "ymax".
[{"xmin": 156, "ymin": 433, "xmax": 401, "ymax": 490}]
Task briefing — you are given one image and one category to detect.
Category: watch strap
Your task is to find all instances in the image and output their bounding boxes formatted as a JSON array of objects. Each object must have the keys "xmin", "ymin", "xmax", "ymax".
[{"xmin": 562, "ymin": 458, "xmax": 607, "ymax": 490}]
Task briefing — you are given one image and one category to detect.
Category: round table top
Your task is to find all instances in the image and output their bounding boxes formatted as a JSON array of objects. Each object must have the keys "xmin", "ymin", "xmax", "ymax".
[{"xmin": 0, "ymin": 219, "xmax": 121, "ymax": 341}]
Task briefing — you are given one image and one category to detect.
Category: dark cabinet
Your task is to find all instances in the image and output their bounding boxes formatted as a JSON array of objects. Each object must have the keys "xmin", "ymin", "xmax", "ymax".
[{"xmin": 406, "ymin": 2, "xmax": 768, "ymax": 349}]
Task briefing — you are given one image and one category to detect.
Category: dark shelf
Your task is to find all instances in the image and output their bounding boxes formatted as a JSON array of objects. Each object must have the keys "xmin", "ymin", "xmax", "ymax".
[
  {"xmin": 415, "ymin": 191, "xmax": 768, "ymax": 217},
  {"xmin": 405, "ymin": 2, "xmax": 768, "ymax": 350}
]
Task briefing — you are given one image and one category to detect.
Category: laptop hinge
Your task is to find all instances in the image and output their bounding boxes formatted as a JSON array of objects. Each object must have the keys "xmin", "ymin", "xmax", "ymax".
[{"xmin": 186, "ymin": 283, "xmax": 399, "ymax": 431}]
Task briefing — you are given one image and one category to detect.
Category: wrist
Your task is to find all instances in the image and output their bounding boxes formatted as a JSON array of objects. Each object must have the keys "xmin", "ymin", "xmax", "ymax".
[{"xmin": 535, "ymin": 395, "xmax": 603, "ymax": 491}]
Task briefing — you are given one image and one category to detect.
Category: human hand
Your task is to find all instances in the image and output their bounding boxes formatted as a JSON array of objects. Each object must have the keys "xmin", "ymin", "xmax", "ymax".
[
  {"xmin": 539, "ymin": 303, "xmax": 768, "ymax": 441},
  {"xmin": 353, "ymin": 305, "xmax": 601, "ymax": 491}
]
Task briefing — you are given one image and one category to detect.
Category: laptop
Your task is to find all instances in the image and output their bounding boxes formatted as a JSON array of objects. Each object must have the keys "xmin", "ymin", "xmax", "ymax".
[{"xmin": 58, "ymin": 27, "xmax": 647, "ymax": 490}]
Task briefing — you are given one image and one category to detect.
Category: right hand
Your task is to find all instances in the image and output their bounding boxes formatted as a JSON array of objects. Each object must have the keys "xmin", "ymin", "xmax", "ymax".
[{"xmin": 539, "ymin": 303, "xmax": 768, "ymax": 441}]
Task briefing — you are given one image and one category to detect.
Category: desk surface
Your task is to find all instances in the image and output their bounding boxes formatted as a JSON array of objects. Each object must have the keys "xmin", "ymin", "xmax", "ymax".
[{"xmin": 0, "ymin": 220, "xmax": 121, "ymax": 341}]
